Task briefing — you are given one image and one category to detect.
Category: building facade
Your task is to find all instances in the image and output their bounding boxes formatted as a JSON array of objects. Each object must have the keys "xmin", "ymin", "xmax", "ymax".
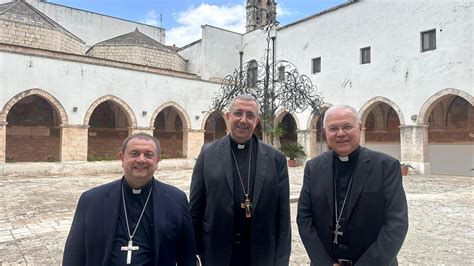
[{"xmin": 0, "ymin": 0, "xmax": 472, "ymax": 175}]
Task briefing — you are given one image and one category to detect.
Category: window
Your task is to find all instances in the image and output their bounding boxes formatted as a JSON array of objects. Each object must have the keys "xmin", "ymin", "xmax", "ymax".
[
  {"xmin": 312, "ymin": 57, "xmax": 321, "ymax": 74},
  {"xmin": 247, "ymin": 60, "xmax": 258, "ymax": 87},
  {"xmin": 421, "ymin": 29, "xmax": 436, "ymax": 52},
  {"xmin": 360, "ymin": 47, "xmax": 371, "ymax": 64}
]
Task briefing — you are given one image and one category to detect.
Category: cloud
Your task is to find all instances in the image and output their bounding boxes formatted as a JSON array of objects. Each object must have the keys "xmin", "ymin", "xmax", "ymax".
[
  {"xmin": 165, "ymin": 3, "xmax": 246, "ymax": 47},
  {"xmin": 143, "ymin": 9, "xmax": 159, "ymax": 26}
]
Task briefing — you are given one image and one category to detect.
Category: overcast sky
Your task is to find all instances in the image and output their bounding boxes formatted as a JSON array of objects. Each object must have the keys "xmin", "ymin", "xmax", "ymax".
[{"xmin": 47, "ymin": 0, "xmax": 347, "ymax": 46}]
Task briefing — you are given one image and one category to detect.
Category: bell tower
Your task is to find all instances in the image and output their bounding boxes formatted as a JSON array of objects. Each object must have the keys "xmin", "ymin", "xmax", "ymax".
[{"xmin": 246, "ymin": 0, "xmax": 277, "ymax": 32}]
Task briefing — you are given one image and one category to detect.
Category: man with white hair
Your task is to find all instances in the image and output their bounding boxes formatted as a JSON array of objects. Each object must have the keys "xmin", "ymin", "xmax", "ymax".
[{"xmin": 297, "ymin": 104, "xmax": 408, "ymax": 265}]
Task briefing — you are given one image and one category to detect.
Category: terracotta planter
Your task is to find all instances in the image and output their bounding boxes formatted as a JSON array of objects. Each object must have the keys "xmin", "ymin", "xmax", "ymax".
[
  {"xmin": 288, "ymin": 159, "xmax": 297, "ymax": 167},
  {"xmin": 401, "ymin": 166, "xmax": 409, "ymax": 176}
]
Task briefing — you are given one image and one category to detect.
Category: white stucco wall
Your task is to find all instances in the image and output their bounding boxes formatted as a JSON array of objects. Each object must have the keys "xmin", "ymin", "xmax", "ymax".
[
  {"xmin": 0, "ymin": 51, "xmax": 219, "ymax": 130},
  {"xmin": 179, "ymin": 40, "xmax": 204, "ymax": 76},
  {"xmin": 180, "ymin": 25, "xmax": 242, "ymax": 80},
  {"xmin": 275, "ymin": 0, "xmax": 473, "ymax": 127},
  {"xmin": 14, "ymin": 0, "xmax": 166, "ymax": 48}
]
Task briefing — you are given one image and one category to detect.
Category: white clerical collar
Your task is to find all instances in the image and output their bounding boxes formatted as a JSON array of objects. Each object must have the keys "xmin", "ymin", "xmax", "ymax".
[
  {"xmin": 237, "ymin": 144, "xmax": 245, "ymax": 149},
  {"xmin": 132, "ymin": 188, "xmax": 142, "ymax": 194},
  {"xmin": 338, "ymin": 155, "xmax": 349, "ymax": 162}
]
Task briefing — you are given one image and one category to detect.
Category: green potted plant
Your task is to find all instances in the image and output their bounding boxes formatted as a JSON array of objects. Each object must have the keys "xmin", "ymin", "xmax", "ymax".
[
  {"xmin": 280, "ymin": 142, "xmax": 306, "ymax": 167},
  {"xmin": 400, "ymin": 162, "xmax": 414, "ymax": 176},
  {"xmin": 273, "ymin": 123, "xmax": 287, "ymax": 139}
]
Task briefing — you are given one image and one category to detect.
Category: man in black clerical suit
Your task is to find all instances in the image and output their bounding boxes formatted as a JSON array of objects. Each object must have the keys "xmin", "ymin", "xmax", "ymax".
[
  {"xmin": 297, "ymin": 105, "xmax": 408, "ymax": 265},
  {"xmin": 63, "ymin": 133, "xmax": 196, "ymax": 266},
  {"xmin": 190, "ymin": 95, "xmax": 291, "ymax": 266}
]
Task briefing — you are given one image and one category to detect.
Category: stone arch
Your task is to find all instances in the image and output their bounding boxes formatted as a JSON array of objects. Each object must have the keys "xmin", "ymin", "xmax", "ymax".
[
  {"xmin": 418, "ymin": 88, "xmax": 473, "ymax": 126},
  {"xmin": 83, "ymin": 95, "xmax": 137, "ymax": 128},
  {"xmin": 274, "ymin": 109, "xmax": 300, "ymax": 129},
  {"xmin": 418, "ymin": 89, "xmax": 473, "ymax": 176},
  {"xmin": 150, "ymin": 102, "xmax": 191, "ymax": 130},
  {"xmin": 1, "ymin": 88, "xmax": 68, "ymax": 126},
  {"xmin": 274, "ymin": 109, "xmax": 300, "ymax": 147},
  {"xmin": 84, "ymin": 95, "xmax": 136, "ymax": 161},
  {"xmin": 306, "ymin": 103, "xmax": 333, "ymax": 158},
  {"xmin": 151, "ymin": 101, "xmax": 191, "ymax": 158},
  {"xmin": 306, "ymin": 103, "xmax": 333, "ymax": 130},
  {"xmin": 2, "ymin": 89, "xmax": 68, "ymax": 162},
  {"xmin": 202, "ymin": 110, "xmax": 227, "ymax": 143},
  {"xmin": 359, "ymin": 97, "xmax": 404, "ymax": 160},
  {"xmin": 359, "ymin": 97, "xmax": 405, "ymax": 127}
]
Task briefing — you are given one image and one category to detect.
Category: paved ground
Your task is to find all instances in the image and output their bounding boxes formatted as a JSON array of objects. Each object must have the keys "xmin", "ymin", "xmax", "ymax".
[{"xmin": 0, "ymin": 165, "xmax": 472, "ymax": 265}]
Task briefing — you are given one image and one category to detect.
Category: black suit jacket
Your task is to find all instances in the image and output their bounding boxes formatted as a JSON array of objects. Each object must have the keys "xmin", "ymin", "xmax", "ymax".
[
  {"xmin": 189, "ymin": 135, "xmax": 291, "ymax": 266},
  {"xmin": 63, "ymin": 178, "xmax": 196, "ymax": 266},
  {"xmin": 297, "ymin": 147, "xmax": 408, "ymax": 265}
]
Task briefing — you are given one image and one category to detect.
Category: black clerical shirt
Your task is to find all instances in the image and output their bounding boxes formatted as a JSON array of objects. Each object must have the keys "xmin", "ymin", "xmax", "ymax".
[
  {"xmin": 230, "ymin": 136, "xmax": 257, "ymax": 266},
  {"xmin": 110, "ymin": 178, "xmax": 154, "ymax": 265},
  {"xmin": 331, "ymin": 147, "xmax": 360, "ymax": 260}
]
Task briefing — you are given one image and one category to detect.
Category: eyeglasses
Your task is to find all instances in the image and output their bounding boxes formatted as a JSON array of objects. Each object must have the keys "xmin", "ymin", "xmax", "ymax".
[
  {"xmin": 327, "ymin": 125, "xmax": 355, "ymax": 133},
  {"xmin": 230, "ymin": 110, "xmax": 258, "ymax": 120}
]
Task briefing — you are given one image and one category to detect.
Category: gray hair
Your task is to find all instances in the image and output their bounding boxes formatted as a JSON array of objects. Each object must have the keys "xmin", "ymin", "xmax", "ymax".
[
  {"xmin": 228, "ymin": 94, "xmax": 261, "ymax": 114},
  {"xmin": 121, "ymin": 132, "xmax": 161, "ymax": 154},
  {"xmin": 323, "ymin": 104, "xmax": 361, "ymax": 128}
]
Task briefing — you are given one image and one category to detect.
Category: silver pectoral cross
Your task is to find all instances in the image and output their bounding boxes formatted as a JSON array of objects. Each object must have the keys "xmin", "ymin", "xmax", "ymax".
[
  {"xmin": 121, "ymin": 240, "xmax": 139, "ymax": 264},
  {"xmin": 240, "ymin": 198, "xmax": 252, "ymax": 218},
  {"xmin": 333, "ymin": 222, "xmax": 343, "ymax": 244}
]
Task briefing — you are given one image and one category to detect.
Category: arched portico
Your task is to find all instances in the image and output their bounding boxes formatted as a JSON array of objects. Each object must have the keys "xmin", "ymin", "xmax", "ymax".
[
  {"xmin": 203, "ymin": 110, "xmax": 227, "ymax": 143},
  {"xmin": 307, "ymin": 103, "xmax": 332, "ymax": 158},
  {"xmin": 359, "ymin": 97, "xmax": 404, "ymax": 162},
  {"xmin": 274, "ymin": 110, "xmax": 299, "ymax": 148},
  {"xmin": 84, "ymin": 95, "xmax": 137, "ymax": 161},
  {"xmin": 1, "ymin": 89, "xmax": 68, "ymax": 163},
  {"xmin": 151, "ymin": 102, "xmax": 192, "ymax": 158},
  {"xmin": 418, "ymin": 89, "xmax": 473, "ymax": 176}
]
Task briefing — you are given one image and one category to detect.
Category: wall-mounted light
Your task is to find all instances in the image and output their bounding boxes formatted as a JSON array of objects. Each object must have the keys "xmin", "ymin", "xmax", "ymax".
[
  {"xmin": 72, "ymin": 107, "xmax": 78, "ymax": 112},
  {"xmin": 411, "ymin": 114, "xmax": 417, "ymax": 121},
  {"xmin": 142, "ymin": 111, "xmax": 147, "ymax": 116}
]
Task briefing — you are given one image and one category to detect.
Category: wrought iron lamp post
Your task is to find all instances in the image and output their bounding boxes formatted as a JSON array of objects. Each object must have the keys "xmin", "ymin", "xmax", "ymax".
[{"xmin": 211, "ymin": 23, "xmax": 323, "ymax": 146}]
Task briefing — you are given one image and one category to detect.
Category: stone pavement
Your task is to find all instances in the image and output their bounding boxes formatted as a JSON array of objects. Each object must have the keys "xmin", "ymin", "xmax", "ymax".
[{"xmin": 0, "ymin": 161, "xmax": 473, "ymax": 265}]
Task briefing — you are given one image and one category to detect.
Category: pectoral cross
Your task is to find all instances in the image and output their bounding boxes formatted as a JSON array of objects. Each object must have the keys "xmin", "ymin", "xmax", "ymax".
[
  {"xmin": 240, "ymin": 198, "xmax": 252, "ymax": 218},
  {"xmin": 333, "ymin": 222, "xmax": 343, "ymax": 244},
  {"xmin": 121, "ymin": 240, "xmax": 139, "ymax": 264}
]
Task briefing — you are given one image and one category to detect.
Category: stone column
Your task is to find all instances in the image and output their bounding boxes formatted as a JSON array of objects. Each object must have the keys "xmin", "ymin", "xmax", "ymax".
[
  {"xmin": 185, "ymin": 129, "xmax": 205, "ymax": 160},
  {"xmin": 359, "ymin": 126, "xmax": 366, "ymax": 146},
  {"xmin": 60, "ymin": 125, "xmax": 88, "ymax": 162},
  {"xmin": 307, "ymin": 129, "xmax": 318, "ymax": 158},
  {"xmin": 400, "ymin": 125, "xmax": 430, "ymax": 174},
  {"xmin": 296, "ymin": 129, "xmax": 312, "ymax": 159},
  {"xmin": 0, "ymin": 122, "xmax": 6, "ymax": 163}
]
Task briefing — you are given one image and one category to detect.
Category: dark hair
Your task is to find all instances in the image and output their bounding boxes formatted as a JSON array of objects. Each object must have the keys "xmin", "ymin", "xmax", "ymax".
[{"xmin": 121, "ymin": 133, "xmax": 161, "ymax": 154}]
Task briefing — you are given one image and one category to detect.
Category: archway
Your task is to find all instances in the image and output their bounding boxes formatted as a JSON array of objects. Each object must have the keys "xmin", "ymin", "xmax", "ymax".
[
  {"xmin": 153, "ymin": 106, "xmax": 186, "ymax": 158},
  {"xmin": 204, "ymin": 111, "xmax": 227, "ymax": 143},
  {"xmin": 307, "ymin": 104, "xmax": 332, "ymax": 157},
  {"xmin": 86, "ymin": 100, "xmax": 131, "ymax": 161},
  {"xmin": 277, "ymin": 113, "xmax": 298, "ymax": 146},
  {"xmin": 5, "ymin": 95, "xmax": 62, "ymax": 162},
  {"xmin": 424, "ymin": 95, "xmax": 473, "ymax": 175},
  {"xmin": 363, "ymin": 103, "xmax": 401, "ymax": 159}
]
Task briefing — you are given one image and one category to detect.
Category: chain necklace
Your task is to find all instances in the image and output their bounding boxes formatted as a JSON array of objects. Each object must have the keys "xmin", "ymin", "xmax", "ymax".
[
  {"xmin": 332, "ymin": 169, "xmax": 354, "ymax": 245},
  {"xmin": 230, "ymin": 138, "xmax": 253, "ymax": 218},
  {"xmin": 120, "ymin": 183, "xmax": 153, "ymax": 264}
]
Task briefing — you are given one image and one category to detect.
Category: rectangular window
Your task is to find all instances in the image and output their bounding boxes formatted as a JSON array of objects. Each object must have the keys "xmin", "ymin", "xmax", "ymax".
[
  {"xmin": 312, "ymin": 57, "xmax": 321, "ymax": 74},
  {"xmin": 360, "ymin": 47, "xmax": 371, "ymax": 64},
  {"xmin": 421, "ymin": 29, "xmax": 436, "ymax": 52}
]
